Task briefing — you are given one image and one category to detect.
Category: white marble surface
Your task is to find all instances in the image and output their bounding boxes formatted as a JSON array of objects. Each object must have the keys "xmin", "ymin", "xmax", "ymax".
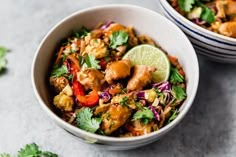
[{"xmin": 0, "ymin": 0, "xmax": 236, "ymax": 156}]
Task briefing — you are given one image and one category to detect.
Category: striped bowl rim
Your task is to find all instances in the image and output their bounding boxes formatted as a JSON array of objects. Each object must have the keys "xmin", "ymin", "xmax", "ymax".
[{"xmin": 159, "ymin": 0, "xmax": 236, "ymax": 46}]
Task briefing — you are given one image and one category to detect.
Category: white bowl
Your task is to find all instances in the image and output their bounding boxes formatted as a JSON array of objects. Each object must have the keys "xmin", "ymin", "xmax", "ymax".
[
  {"xmin": 31, "ymin": 4, "xmax": 199, "ymax": 150},
  {"xmin": 160, "ymin": 0, "xmax": 236, "ymax": 63}
]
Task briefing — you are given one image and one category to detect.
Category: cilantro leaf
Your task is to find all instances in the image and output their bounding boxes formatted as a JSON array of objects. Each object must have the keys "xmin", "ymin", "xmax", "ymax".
[
  {"xmin": 172, "ymin": 85, "xmax": 187, "ymax": 101},
  {"xmin": 132, "ymin": 107, "xmax": 154, "ymax": 124},
  {"xmin": 178, "ymin": 0, "xmax": 195, "ymax": 12},
  {"xmin": 0, "ymin": 154, "xmax": 11, "ymax": 157},
  {"xmin": 18, "ymin": 143, "xmax": 58, "ymax": 157},
  {"xmin": 0, "ymin": 46, "xmax": 8, "ymax": 73},
  {"xmin": 77, "ymin": 108, "xmax": 102, "ymax": 133},
  {"xmin": 17, "ymin": 143, "xmax": 40, "ymax": 157},
  {"xmin": 170, "ymin": 67, "xmax": 184, "ymax": 84},
  {"xmin": 200, "ymin": 7, "xmax": 215, "ymax": 24},
  {"xmin": 109, "ymin": 30, "xmax": 128, "ymax": 49},
  {"xmin": 84, "ymin": 54, "xmax": 101, "ymax": 69},
  {"xmin": 120, "ymin": 96, "xmax": 128, "ymax": 107},
  {"xmin": 135, "ymin": 102, "xmax": 144, "ymax": 110},
  {"xmin": 168, "ymin": 109, "xmax": 178, "ymax": 124},
  {"xmin": 51, "ymin": 65, "xmax": 68, "ymax": 78},
  {"xmin": 73, "ymin": 26, "xmax": 90, "ymax": 38},
  {"xmin": 41, "ymin": 151, "xmax": 58, "ymax": 157}
]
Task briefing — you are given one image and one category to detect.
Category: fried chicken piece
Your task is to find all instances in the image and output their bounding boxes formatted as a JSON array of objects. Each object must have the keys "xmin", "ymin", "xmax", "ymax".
[
  {"xmin": 111, "ymin": 93, "xmax": 136, "ymax": 109},
  {"xmin": 84, "ymin": 38, "xmax": 108, "ymax": 59},
  {"xmin": 216, "ymin": 0, "xmax": 236, "ymax": 18},
  {"xmin": 53, "ymin": 92, "xmax": 74, "ymax": 111},
  {"xmin": 77, "ymin": 68, "xmax": 105, "ymax": 91},
  {"xmin": 219, "ymin": 21, "xmax": 236, "ymax": 38},
  {"xmin": 103, "ymin": 23, "xmax": 126, "ymax": 37},
  {"xmin": 49, "ymin": 76, "xmax": 69, "ymax": 93},
  {"xmin": 101, "ymin": 104, "xmax": 132, "ymax": 135},
  {"xmin": 105, "ymin": 59, "xmax": 131, "ymax": 84},
  {"xmin": 127, "ymin": 65, "xmax": 156, "ymax": 91}
]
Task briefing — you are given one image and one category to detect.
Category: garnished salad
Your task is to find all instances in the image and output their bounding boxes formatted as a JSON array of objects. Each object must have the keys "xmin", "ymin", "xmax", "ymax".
[
  {"xmin": 49, "ymin": 21, "xmax": 187, "ymax": 137},
  {"xmin": 168, "ymin": 0, "xmax": 236, "ymax": 38}
]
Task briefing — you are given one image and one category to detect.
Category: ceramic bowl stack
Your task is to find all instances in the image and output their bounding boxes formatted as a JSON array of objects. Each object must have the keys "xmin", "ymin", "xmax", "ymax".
[{"xmin": 160, "ymin": 0, "xmax": 236, "ymax": 63}]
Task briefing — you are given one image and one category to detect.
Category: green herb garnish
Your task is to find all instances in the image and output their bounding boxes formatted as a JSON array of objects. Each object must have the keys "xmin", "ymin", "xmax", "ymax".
[
  {"xmin": 200, "ymin": 6, "xmax": 215, "ymax": 24},
  {"xmin": 132, "ymin": 107, "xmax": 154, "ymax": 124},
  {"xmin": 0, "ymin": 46, "xmax": 8, "ymax": 73},
  {"xmin": 73, "ymin": 26, "xmax": 90, "ymax": 38},
  {"xmin": 76, "ymin": 108, "xmax": 101, "ymax": 133},
  {"xmin": 84, "ymin": 54, "xmax": 101, "ymax": 69},
  {"xmin": 0, "ymin": 154, "xmax": 11, "ymax": 157},
  {"xmin": 168, "ymin": 109, "xmax": 178, "ymax": 124},
  {"xmin": 120, "ymin": 96, "xmax": 128, "ymax": 107},
  {"xmin": 109, "ymin": 121, "xmax": 115, "ymax": 129},
  {"xmin": 178, "ymin": 0, "xmax": 195, "ymax": 12},
  {"xmin": 135, "ymin": 102, "xmax": 144, "ymax": 110},
  {"xmin": 172, "ymin": 85, "xmax": 187, "ymax": 101},
  {"xmin": 177, "ymin": 0, "xmax": 215, "ymax": 24},
  {"xmin": 109, "ymin": 30, "xmax": 128, "ymax": 49},
  {"xmin": 170, "ymin": 67, "xmax": 184, "ymax": 84},
  {"xmin": 17, "ymin": 143, "xmax": 58, "ymax": 157},
  {"xmin": 51, "ymin": 65, "xmax": 68, "ymax": 78}
]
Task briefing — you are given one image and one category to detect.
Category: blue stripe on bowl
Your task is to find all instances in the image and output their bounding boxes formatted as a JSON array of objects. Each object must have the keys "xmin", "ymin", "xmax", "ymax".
[
  {"xmin": 187, "ymin": 35, "xmax": 236, "ymax": 52},
  {"xmin": 194, "ymin": 46, "xmax": 236, "ymax": 63},
  {"xmin": 160, "ymin": 2, "xmax": 236, "ymax": 47},
  {"xmin": 187, "ymin": 36, "xmax": 236, "ymax": 55},
  {"xmin": 193, "ymin": 44, "xmax": 236, "ymax": 58}
]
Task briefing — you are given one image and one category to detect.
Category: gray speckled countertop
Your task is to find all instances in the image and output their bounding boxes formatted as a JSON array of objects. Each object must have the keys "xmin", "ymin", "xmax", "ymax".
[{"xmin": 0, "ymin": 0, "xmax": 236, "ymax": 156}]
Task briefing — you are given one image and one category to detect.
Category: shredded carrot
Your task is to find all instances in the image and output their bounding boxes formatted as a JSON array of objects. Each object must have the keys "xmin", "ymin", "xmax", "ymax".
[
  {"xmin": 67, "ymin": 54, "xmax": 80, "ymax": 70},
  {"xmin": 108, "ymin": 88, "xmax": 121, "ymax": 95},
  {"xmin": 168, "ymin": 55, "xmax": 178, "ymax": 66},
  {"xmin": 75, "ymin": 40, "xmax": 81, "ymax": 47},
  {"xmin": 55, "ymin": 47, "xmax": 64, "ymax": 64},
  {"xmin": 179, "ymin": 69, "xmax": 185, "ymax": 77}
]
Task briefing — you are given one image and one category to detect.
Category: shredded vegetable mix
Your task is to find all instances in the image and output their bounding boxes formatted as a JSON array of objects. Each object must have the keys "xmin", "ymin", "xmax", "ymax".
[
  {"xmin": 49, "ymin": 22, "xmax": 187, "ymax": 137},
  {"xmin": 168, "ymin": 0, "xmax": 236, "ymax": 38}
]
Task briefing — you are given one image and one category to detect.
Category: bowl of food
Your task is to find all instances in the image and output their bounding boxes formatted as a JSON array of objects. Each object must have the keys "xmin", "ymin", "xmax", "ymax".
[
  {"xmin": 160, "ymin": 0, "xmax": 236, "ymax": 63},
  {"xmin": 31, "ymin": 4, "xmax": 199, "ymax": 150}
]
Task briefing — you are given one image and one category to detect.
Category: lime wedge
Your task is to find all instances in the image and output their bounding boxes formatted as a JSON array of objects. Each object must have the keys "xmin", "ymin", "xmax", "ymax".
[{"xmin": 123, "ymin": 44, "xmax": 170, "ymax": 83}]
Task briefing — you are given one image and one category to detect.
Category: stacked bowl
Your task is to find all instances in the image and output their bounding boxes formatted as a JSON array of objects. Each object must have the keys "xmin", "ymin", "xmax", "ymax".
[{"xmin": 160, "ymin": 0, "xmax": 236, "ymax": 63}]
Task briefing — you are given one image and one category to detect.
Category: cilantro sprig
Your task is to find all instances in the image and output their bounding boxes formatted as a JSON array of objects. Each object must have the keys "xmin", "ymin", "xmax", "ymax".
[
  {"xmin": 109, "ymin": 30, "xmax": 129, "ymax": 49},
  {"xmin": 51, "ymin": 65, "xmax": 68, "ymax": 78},
  {"xmin": 0, "ymin": 154, "xmax": 11, "ymax": 157},
  {"xmin": 0, "ymin": 46, "xmax": 8, "ymax": 73},
  {"xmin": 0, "ymin": 143, "xmax": 58, "ymax": 157},
  {"xmin": 120, "ymin": 96, "xmax": 128, "ymax": 107},
  {"xmin": 83, "ymin": 54, "xmax": 101, "ymax": 69},
  {"xmin": 178, "ymin": 0, "xmax": 195, "ymax": 12},
  {"xmin": 177, "ymin": 0, "xmax": 215, "ymax": 24},
  {"xmin": 76, "ymin": 107, "xmax": 102, "ymax": 133},
  {"xmin": 170, "ymin": 67, "xmax": 184, "ymax": 84},
  {"xmin": 168, "ymin": 109, "xmax": 178, "ymax": 124},
  {"xmin": 73, "ymin": 26, "xmax": 90, "ymax": 38},
  {"xmin": 132, "ymin": 107, "xmax": 154, "ymax": 124},
  {"xmin": 172, "ymin": 85, "xmax": 187, "ymax": 101},
  {"xmin": 200, "ymin": 5, "xmax": 215, "ymax": 23}
]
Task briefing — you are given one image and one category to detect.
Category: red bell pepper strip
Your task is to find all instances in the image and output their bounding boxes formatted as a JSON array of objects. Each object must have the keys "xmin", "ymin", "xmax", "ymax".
[
  {"xmin": 76, "ymin": 90, "xmax": 99, "ymax": 107},
  {"xmin": 69, "ymin": 61, "xmax": 99, "ymax": 107},
  {"xmin": 72, "ymin": 80, "xmax": 85, "ymax": 96},
  {"xmin": 73, "ymin": 79, "xmax": 99, "ymax": 107}
]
